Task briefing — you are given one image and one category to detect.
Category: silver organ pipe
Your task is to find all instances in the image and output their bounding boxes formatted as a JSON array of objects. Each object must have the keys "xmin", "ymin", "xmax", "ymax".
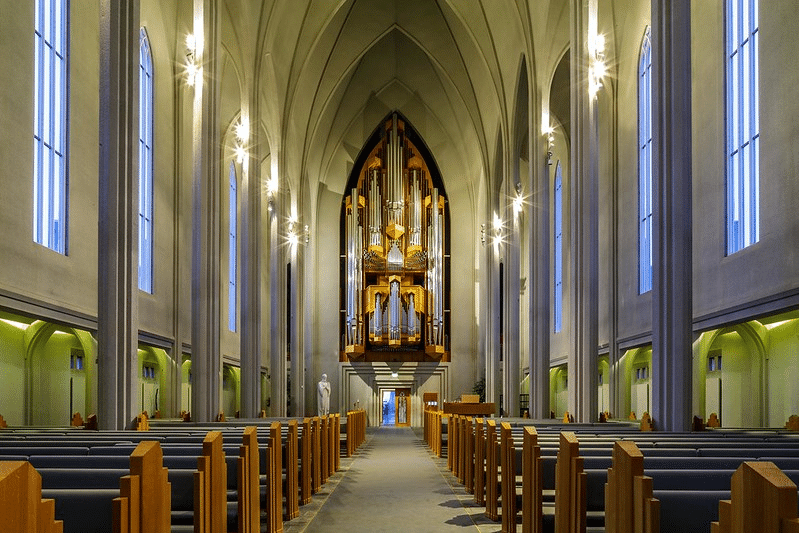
[
  {"xmin": 369, "ymin": 168, "xmax": 382, "ymax": 250},
  {"xmin": 426, "ymin": 188, "xmax": 444, "ymax": 349},
  {"xmin": 409, "ymin": 169, "xmax": 421, "ymax": 249}
]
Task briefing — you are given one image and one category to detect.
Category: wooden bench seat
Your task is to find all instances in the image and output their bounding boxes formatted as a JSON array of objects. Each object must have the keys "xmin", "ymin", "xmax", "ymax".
[{"xmin": 40, "ymin": 488, "xmax": 118, "ymax": 533}]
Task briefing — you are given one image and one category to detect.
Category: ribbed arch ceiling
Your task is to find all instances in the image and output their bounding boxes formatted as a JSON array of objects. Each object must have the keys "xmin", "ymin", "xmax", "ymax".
[
  {"xmin": 262, "ymin": 0, "xmax": 518, "ymax": 196},
  {"xmin": 308, "ymin": 28, "xmax": 483, "ymax": 194}
]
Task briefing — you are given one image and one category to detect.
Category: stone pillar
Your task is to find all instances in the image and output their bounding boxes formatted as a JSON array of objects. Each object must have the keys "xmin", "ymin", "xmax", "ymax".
[
  {"xmin": 239, "ymin": 103, "xmax": 261, "ymax": 419},
  {"xmin": 190, "ymin": 0, "xmax": 222, "ymax": 423},
  {"xmin": 651, "ymin": 0, "xmax": 693, "ymax": 432},
  {"xmin": 97, "ymin": 0, "xmax": 140, "ymax": 430},
  {"xmin": 568, "ymin": 0, "xmax": 599, "ymax": 423}
]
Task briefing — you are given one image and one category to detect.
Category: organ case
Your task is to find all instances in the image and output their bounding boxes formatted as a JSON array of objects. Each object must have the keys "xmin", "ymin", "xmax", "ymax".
[{"xmin": 341, "ymin": 114, "xmax": 449, "ymax": 362}]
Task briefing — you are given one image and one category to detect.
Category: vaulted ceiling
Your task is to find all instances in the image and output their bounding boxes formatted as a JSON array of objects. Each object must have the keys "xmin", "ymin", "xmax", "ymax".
[{"xmin": 216, "ymin": 0, "xmax": 570, "ymax": 209}]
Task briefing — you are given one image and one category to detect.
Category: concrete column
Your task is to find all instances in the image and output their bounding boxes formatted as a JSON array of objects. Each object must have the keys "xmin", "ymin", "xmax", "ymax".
[
  {"xmin": 484, "ymin": 232, "xmax": 501, "ymax": 415},
  {"xmin": 269, "ymin": 190, "xmax": 287, "ymax": 417},
  {"xmin": 503, "ymin": 191, "xmax": 521, "ymax": 417},
  {"xmin": 530, "ymin": 145, "xmax": 551, "ymax": 419},
  {"xmin": 289, "ymin": 244, "xmax": 304, "ymax": 417},
  {"xmin": 651, "ymin": 0, "xmax": 693, "ymax": 432},
  {"xmin": 97, "ymin": 0, "xmax": 140, "ymax": 430},
  {"xmin": 568, "ymin": 0, "xmax": 599, "ymax": 423},
  {"xmin": 190, "ymin": 0, "xmax": 222, "ymax": 423},
  {"xmin": 239, "ymin": 103, "xmax": 261, "ymax": 418}
]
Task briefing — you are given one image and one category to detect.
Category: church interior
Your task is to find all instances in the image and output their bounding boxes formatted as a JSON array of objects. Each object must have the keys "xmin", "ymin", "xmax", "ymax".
[{"xmin": 2, "ymin": 0, "xmax": 799, "ymax": 530}]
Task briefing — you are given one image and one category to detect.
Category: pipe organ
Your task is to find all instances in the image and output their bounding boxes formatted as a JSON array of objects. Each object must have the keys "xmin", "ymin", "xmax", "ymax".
[{"xmin": 341, "ymin": 114, "xmax": 449, "ymax": 362}]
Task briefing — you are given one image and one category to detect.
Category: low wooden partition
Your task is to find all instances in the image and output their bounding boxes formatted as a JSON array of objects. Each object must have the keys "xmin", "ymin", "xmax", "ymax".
[
  {"xmin": 713, "ymin": 462, "xmax": 799, "ymax": 533},
  {"xmin": 554, "ymin": 432, "xmax": 586, "ymax": 533},
  {"xmin": 0, "ymin": 461, "xmax": 63, "ymax": 533},
  {"xmin": 195, "ymin": 431, "xmax": 227, "ymax": 533},
  {"xmin": 605, "ymin": 440, "xmax": 659, "ymax": 533},
  {"xmin": 522, "ymin": 426, "xmax": 543, "ymax": 533},
  {"xmin": 116, "ymin": 440, "xmax": 171, "ymax": 533},
  {"xmin": 346, "ymin": 410, "xmax": 366, "ymax": 457}
]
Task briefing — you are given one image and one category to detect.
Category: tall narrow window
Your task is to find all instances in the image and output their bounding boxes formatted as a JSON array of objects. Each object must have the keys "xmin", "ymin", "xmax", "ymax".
[
  {"xmin": 726, "ymin": 0, "xmax": 759, "ymax": 254},
  {"xmin": 553, "ymin": 162, "xmax": 563, "ymax": 333},
  {"xmin": 228, "ymin": 162, "xmax": 237, "ymax": 332},
  {"xmin": 638, "ymin": 27, "xmax": 653, "ymax": 294},
  {"xmin": 138, "ymin": 28, "xmax": 154, "ymax": 293},
  {"xmin": 33, "ymin": 0, "xmax": 69, "ymax": 254}
]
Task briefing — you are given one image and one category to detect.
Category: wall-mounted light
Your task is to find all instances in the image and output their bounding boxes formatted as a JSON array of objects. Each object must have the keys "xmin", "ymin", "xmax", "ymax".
[
  {"xmin": 588, "ymin": 33, "xmax": 606, "ymax": 99},
  {"xmin": 185, "ymin": 33, "xmax": 201, "ymax": 87},
  {"xmin": 287, "ymin": 217, "xmax": 309, "ymax": 247},
  {"xmin": 544, "ymin": 125, "xmax": 555, "ymax": 166},
  {"xmin": 492, "ymin": 212, "xmax": 503, "ymax": 246},
  {"xmin": 233, "ymin": 116, "xmax": 249, "ymax": 164},
  {"xmin": 513, "ymin": 192, "xmax": 524, "ymax": 217}
]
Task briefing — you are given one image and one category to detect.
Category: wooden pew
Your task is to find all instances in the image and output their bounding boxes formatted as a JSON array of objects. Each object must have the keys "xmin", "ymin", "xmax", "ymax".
[
  {"xmin": 501, "ymin": 421, "xmax": 519, "ymax": 533},
  {"xmin": 284, "ymin": 420, "xmax": 299, "ymax": 520},
  {"xmin": 554, "ymin": 432, "xmax": 586, "ymax": 533},
  {"xmin": 604, "ymin": 440, "xmax": 659, "ymax": 533},
  {"xmin": 113, "ymin": 440, "xmax": 171, "ymax": 533},
  {"xmin": 330, "ymin": 413, "xmax": 340, "ymax": 475},
  {"xmin": 474, "ymin": 417, "xmax": 486, "ymax": 506},
  {"xmin": 485, "ymin": 419, "xmax": 500, "ymax": 521},
  {"xmin": 194, "ymin": 431, "xmax": 227, "ymax": 533},
  {"xmin": 464, "ymin": 417, "xmax": 474, "ymax": 491},
  {"xmin": 321, "ymin": 416, "xmax": 330, "ymax": 485},
  {"xmin": 264, "ymin": 422, "xmax": 284, "ymax": 533},
  {"xmin": 713, "ymin": 461, "xmax": 799, "ymax": 533},
  {"xmin": 300, "ymin": 418, "xmax": 312, "ymax": 505},
  {"xmin": 0, "ymin": 461, "xmax": 63, "ymax": 532},
  {"xmin": 448, "ymin": 414, "xmax": 456, "ymax": 474},
  {"xmin": 522, "ymin": 426, "xmax": 543, "ymax": 533},
  {"xmin": 237, "ymin": 427, "xmax": 260, "ymax": 533},
  {"xmin": 312, "ymin": 417, "xmax": 322, "ymax": 494}
]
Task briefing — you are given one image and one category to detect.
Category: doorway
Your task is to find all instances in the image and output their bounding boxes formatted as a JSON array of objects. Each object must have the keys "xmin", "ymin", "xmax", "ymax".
[{"xmin": 381, "ymin": 387, "xmax": 411, "ymax": 426}]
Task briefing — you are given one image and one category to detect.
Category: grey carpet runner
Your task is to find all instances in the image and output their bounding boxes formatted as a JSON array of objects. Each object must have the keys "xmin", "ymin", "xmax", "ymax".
[{"xmin": 304, "ymin": 426, "xmax": 491, "ymax": 532}]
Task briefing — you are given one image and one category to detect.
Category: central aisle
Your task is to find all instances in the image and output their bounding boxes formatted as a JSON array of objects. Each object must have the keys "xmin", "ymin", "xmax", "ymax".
[{"xmin": 303, "ymin": 426, "xmax": 495, "ymax": 532}]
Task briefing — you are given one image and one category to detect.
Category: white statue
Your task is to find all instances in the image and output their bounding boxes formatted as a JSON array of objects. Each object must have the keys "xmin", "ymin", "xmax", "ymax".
[
  {"xmin": 317, "ymin": 374, "xmax": 331, "ymax": 416},
  {"xmin": 397, "ymin": 391, "xmax": 407, "ymax": 424}
]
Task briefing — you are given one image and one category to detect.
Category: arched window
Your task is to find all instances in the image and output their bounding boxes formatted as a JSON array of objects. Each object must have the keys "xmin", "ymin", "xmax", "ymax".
[
  {"xmin": 228, "ymin": 162, "xmax": 237, "ymax": 332},
  {"xmin": 138, "ymin": 28, "xmax": 154, "ymax": 293},
  {"xmin": 726, "ymin": 0, "xmax": 759, "ymax": 254},
  {"xmin": 553, "ymin": 161, "xmax": 563, "ymax": 333},
  {"xmin": 33, "ymin": 0, "xmax": 69, "ymax": 254},
  {"xmin": 638, "ymin": 27, "xmax": 653, "ymax": 294}
]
